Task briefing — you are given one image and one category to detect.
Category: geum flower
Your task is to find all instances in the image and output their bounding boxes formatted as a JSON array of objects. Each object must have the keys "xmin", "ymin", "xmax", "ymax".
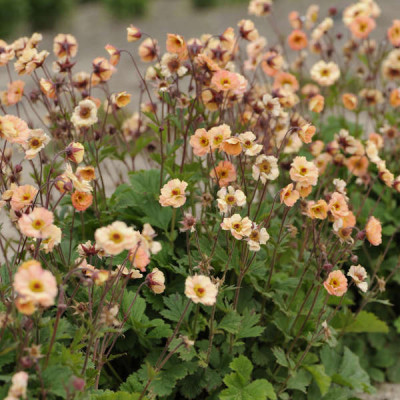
[
  {"xmin": 324, "ymin": 270, "xmax": 348, "ymax": 297},
  {"xmin": 159, "ymin": 179, "xmax": 188, "ymax": 208},
  {"xmin": 189, "ymin": 128, "xmax": 212, "ymax": 156},
  {"xmin": 18, "ymin": 207, "xmax": 54, "ymax": 239},
  {"xmin": 216, "ymin": 186, "xmax": 246, "ymax": 213},
  {"xmin": 289, "ymin": 156, "xmax": 319, "ymax": 186},
  {"xmin": 221, "ymin": 214, "xmax": 252, "ymax": 240},
  {"xmin": 95, "ymin": 221, "xmax": 137, "ymax": 255},
  {"xmin": 347, "ymin": 265, "xmax": 368, "ymax": 292},
  {"xmin": 252, "ymin": 154, "xmax": 279, "ymax": 183},
  {"xmin": 247, "ymin": 224, "xmax": 269, "ymax": 251},
  {"xmin": 185, "ymin": 275, "xmax": 218, "ymax": 306}
]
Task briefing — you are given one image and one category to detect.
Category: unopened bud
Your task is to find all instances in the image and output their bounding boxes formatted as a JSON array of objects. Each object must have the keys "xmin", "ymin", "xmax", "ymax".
[
  {"xmin": 356, "ymin": 230, "xmax": 366, "ymax": 241},
  {"xmin": 72, "ymin": 376, "xmax": 85, "ymax": 391},
  {"xmin": 323, "ymin": 263, "xmax": 333, "ymax": 273}
]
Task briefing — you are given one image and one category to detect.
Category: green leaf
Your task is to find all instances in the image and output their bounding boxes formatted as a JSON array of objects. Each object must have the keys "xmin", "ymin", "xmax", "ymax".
[
  {"xmin": 237, "ymin": 312, "xmax": 264, "ymax": 339},
  {"xmin": 218, "ymin": 312, "xmax": 242, "ymax": 334},
  {"xmin": 286, "ymin": 369, "xmax": 312, "ymax": 393},
  {"xmin": 230, "ymin": 355, "xmax": 253, "ymax": 384},
  {"xmin": 344, "ymin": 311, "xmax": 389, "ymax": 333},
  {"xmin": 304, "ymin": 364, "xmax": 331, "ymax": 396},
  {"xmin": 272, "ymin": 347, "xmax": 289, "ymax": 368}
]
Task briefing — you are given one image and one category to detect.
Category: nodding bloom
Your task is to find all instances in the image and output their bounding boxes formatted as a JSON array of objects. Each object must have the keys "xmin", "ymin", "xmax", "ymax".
[
  {"xmin": 127, "ymin": 25, "xmax": 142, "ymax": 42},
  {"xmin": 347, "ymin": 265, "xmax": 368, "ymax": 292},
  {"xmin": 13, "ymin": 260, "xmax": 58, "ymax": 310},
  {"xmin": 220, "ymin": 137, "xmax": 242, "ymax": 156},
  {"xmin": 239, "ymin": 131, "xmax": 262, "ymax": 156},
  {"xmin": 18, "ymin": 207, "xmax": 54, "ymax": 239},
  {"xmin": 111, "ymin": 91, "xmax": 131, "ymax": 108},
  {"xmin": 66, "ymin": 142, "xmax": 85, "ymax": 164},
  {"xmin": 2, "ymin": 80, "xmax": 25, "ymax": 106},
  {"xmin": 310, "ymin": 60, "xmax": 340, "ymax": 86},
  {"xmin": 76, "ymin": 166, "xmax": 96, "ymax": 182},
  {"xmin": 166, "ymin": 33, "xmax": 188, "ymax": 59},
  {"xmin": 138, "ymin": 38, "xmax": 159, "ymax": 62},
  {"xmin": 216, "ymin": 186, "xmax": 246, "ymax": 213},
  {"xmin": 388, "ymin": 20, "xmax": 400, "ymax": 47},
  {"xmin": 221, "ymin": 214, "xmax": 252, "ymax": 240},
  {"xmin": 262, "ymin": 93, "xmax": 281, "ymax": 117},
  {"xmin": 10, "ymin": 184, "xmax": 38, "ymax": 211},
  {"xmin": 309, "ymin": 94, "xmax": 324, "ymax": 113},
  {"xmin": 252, "ymin": 154, "xmax": 279, "ymax": 183},
  {"xmin": 64, "ymin": 164, "xmax": 92, "ymax": 193},
  {"xmin": 328, "ymin": 192, "xmax": 349, "ymax": 219},
  {"xmin": 71, "ymin": 99, "xmax": 98, "ymax": 129},
  {"xmin": 248, "ymin": 0, "xmax": 272, "ymax": 17},
  {"xmin": 261, "ymin": 50, "xmax": 284, "ymax": 76},
  {"xmin": 307, "ymin": 199, "xmax": 328, "ymax": 220},
  {"xmin": 71, "ymin": 191, "xmax": 93, "ymax": 212},
  {"xmin": 349, "ymin": 15, "xmax": 376, "ymax": 39},
  {"xmin": 146, "ymin": 268, "xmax": 166, "ymax": 294},
  {"xmin": 39, "ymin": 78, "xmax": 56, "ymax": 98},
  {"xmin": 95, "ymin": 221, "xmax": 137, "ymax": 255},
  {"xmin": 185, "ymin": 275, "xmax": 218, "ymax": 306},
  {"xmin": 80, "ymin": 260, "xmax": 110, "ymax": 286},
  {"xmin": 365, "ymin": 216, "xmax": 382, "ymax": 246},
  {"xmin": 211, "ymin": 70, "xmax": 240, "ymax": 92},
  {"xmin": 290, "ymin": 156, "xmax": 319, "ymax": 186},
  {"xmin": 287, "ymin": 29, "xmax": 308, "ymax": 50},
  {"xmin": 346, "ymin": 155, "xmax": 369, "ymax": 177},
  {"xmin": 105, "ymin": 44, "xmax": 121, "ymax": 66},
  {"xmin": 342, "ymin": 93, "xmax": 358, "ymax": 110},
  {"xmin": 91, "ymin": 57, "xmax": 115, "ymax": 84},
  {"xmin": 238, "ymin": 19, "xmax": 259, "ymax": 41},
  {"xmin": 210, "ymin": 160, "xmax": 237, "ymax": 187},
  {"xmin": 53, "ymin": 33, "xmax": 78, "ymax": 58},
  {"xmin": 128, "ymin": 245, "xmax": 150, "ymax": 272},
  {"xmin": 159, "ymin": 179, "xmax": 188, "ymax": 208},
  {"xmin": 298, "ymin": 124, "xmax": 316, "ymax": 144},
  {"xmin": 160, "ymin": 52, "xmax": 187, "ymax": 78},
  {"xmin": 280, "ymin": 183, "xmax": 299, "ymax": 207},
  {"xmin": 247, "ymin": 224, "xmax": 269, "ymax": 251},
  {"xmin": 6, "ymin": 371, "xmax": 29, "ymax": 399},
  {"xmin": 189, "ymin": 128, "xmax": 212, "ymax": 156},
  {"xmin": 22, "ymin": 129, "xmax": 50, "ymax": 160},
  {"xmin": 141, "ymin": 223, "xmax": 162, "ymax": 254},
  {"xmin": 209, "ymin": 124, "xmax": 231, "ymax": 150},
  {"xmin": 41, "ymin": 224, "xmax": 62, "ymax": 254},
  {"xmin": 324, "ymin": 270, "xmax": 348, "ymax": 297},
  {"xmin": 333, "ymin": 211, "xmax": 356, "ymax": 243},
  {"xmin": 273, "ymin": 72, "xmax": 299, "ymax": 92}
]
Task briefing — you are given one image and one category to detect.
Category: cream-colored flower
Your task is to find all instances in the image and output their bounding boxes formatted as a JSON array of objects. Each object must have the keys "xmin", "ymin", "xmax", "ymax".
[
  {"xmin": 22, "ymin": 129, "xmax": 50, "ymax": 160},
  {"xmin": 71, "ymin": 99, "xmax": 98, "ymax": 128},
  {"xmin": 347, "ymin": 264, "xmax": 368, "ymax": 292},
  {"xmin": 185, "ymin": 275, "xmax": 218, "ymax": 306},
  {"xmin": 95, "ymin": 221, "xmax": 137, "ymax": 255},
  {"xmin": 221, "ymin": 214, "xmax": 252, "ymax": 240},
  {"xmin": 247, "ymin": 224, "xmax": 269, "ymax": 251},
  {"xmin": 159, "ymin": 179, "xmax": 188, "ymax": 208},
  {"xmin": 216, "ymin": 186, "xmax": 246, "ymax": 213},
  {"xmin": 252, "ymin": 154, "xmax": 279, "ymax": 183},
  {"xmin": 289, "ymin": 156, "xmax": 319, "ymax": 186},
  {"xmin": 239, "ymin": 131, "xmax": 262, "ymax": 156},
  {"xmin": 310, "ymin": 60, "xmax": 340, "ymax": 86}
]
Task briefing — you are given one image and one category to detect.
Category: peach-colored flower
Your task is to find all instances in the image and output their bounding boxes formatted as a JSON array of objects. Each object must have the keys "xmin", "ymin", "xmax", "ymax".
[
  {"xmin": 252, "ymin": 154, "xmax": 279, "ymax": 183},
  {"xmin": 273, "ymin": 72, "xmax": 299, "ymax": 92},
  {"xmin": 18, "ymin": 207, "xmax": 54, "ymax": 239},
  {"xmin": 324, "ymin": 270, "xmax": 348, "ymax": 296},
  {"xmin": 66, "ymin": 142, "xmax": 85, "ymax": 164},
  {"xmin": 342, "ymin": 93, "xmax": 358, "ymax": 110},
  {"xmin": 217, "ymin": 186, "xmax": 246, "ymax": 213},
  {"xmin": 328, "ymin": 192, "xmax": 349, "ymax": 219},
  {"xmin": 0, "ymin": 114, "xmax": 30, "ymax": 144},
  {"xmin": 10, "ymin": 185, "xmax": 38, "ymax": 211},
  {"xmin": 221, "ymin": 214, "xmax": 252, "ymax": 240},
  {"xmin": 210, "ymin": 160, "xmax": 237, "ymax": 187},
  {"xmin": 146, "ymin": 268, "xmax": 165, "ymax": 294},
  {"xmin": 290, "ymin": 156, "xmax": 319, "ymax": 186},
  {"xmin": 366, "ymin": 216, "xmax": 382, "ymax": 246},
  {"xmin": 15, "ymin": 297, "xmax": 36, "ymax": 315},
  {"xmin": 310, "ymin": 60, "xmax": 340, "ymax": 86},
  {"xmin": 307, "ymin": 199, "xmax": 328, "ymax": 220},
  {"xmin": 309, "ymin": 94, "xmax": 324, "ymax": 113},
  {"xmin": 287, "ymin": 30, "xmax": 308, "ymax": 50},
  {"xmin": 41, "ymin": 224, "xmax": 62, "ymax": 254},
  {"xmin": 296, "ymin": 182, "xmax": 313, "ymax": 198},
  {"xmin": 7, "ymin": 371, "xmax": 29, "ymax": 399},
  {"xmin": 95, "ymin": 221, "xmax": 137, "ymax": 255},
  {"xmin": 314, "ymin": 153, "xmax": 332, "ymax": 175},
  {"xmin": 71, "ymin": 191, "xmax": 93, "ymax": 212},
  {"xmin": 166, "ymin": 33, "xmax": 187, "ymax": 59},
  {"xmin": 280, "ymin": 183, "xmax": 299, "ymax": 207},
  {"xmin": 127, "ymin": 25, "xmax": 142, "ymax": 42},
  {"xmin": 76, "ymin": 166, "xmax": 96, "ymax": 182},
  {"xmin": 346, "ymin": 155, "xmax": 369, "ymax": 177},
  {"xmin": 159, "ymin": 179, "xmax": 188, "ymax": 208},
  {"xmin": 53, "ymin": 33, "xmax": 78, "ymax": 58},
  {"xmin": 190, "ymin": 128, "xmax": 212, "ymax": 156},
  {"xmin": 22, "ymin": 129, "xmax": 50, "ymax": 160},
  {"xmin": 298, "ymin": 124, "xmax": 316, "ymax": 144},
  {"xmin": 350, "ymin": 15, "xmax": 376, "ymax": 39},
  {"xmin": 5, "ymin": 80, "xmax": 24, "ymax": 106},
  {"xmin": 105, "ymin": 44, "xmax": 121, "ymax": 66},
  {"xmin": 91, "ymin": 57, "xmax": 115, "ymax": 84},
  {"xmin": 348, "ymin": 265, "xmax": 368, "ymax": 292},
  {"xmin": 261, "ymin": 50, "xmax": 284, "ymax": 76},
  {"xmin": 209, "ymin": 124, "xmax": 231, "ymax": 150},
  {"xmin": 238, "ymin": 19, "xmax": 259, "ymax": 41},
  {"xmin": 388, "ymin": 20, "xmax": 400, "ymax": 47},
  {"xmin": 138, "ymin": 38, "xmax": 159, "ymax": 62},
  {"xmin": 111, "ymin": 91, "xmax": 131, "ymax": 108},
  {"xmin": 211, "ymin": 70, "xmax": 240, "ymax": 92},
  {"xmin": 248, "ymin": 0, "xmax": 272, "ymax": 17},
  {"xmin": 13, "ymin": 260, "xmax": 57, "ymax": 308},
  {"xmin": 129, "ymin": 246, "xmax": 150, "ymax": 272},
  {"xmin": 220, "ymin": 137, "xmax": 242, "ymax": 156},
  {"xmin": 185, "ymin": 275, "xmax": 218, "ymax": 306}
]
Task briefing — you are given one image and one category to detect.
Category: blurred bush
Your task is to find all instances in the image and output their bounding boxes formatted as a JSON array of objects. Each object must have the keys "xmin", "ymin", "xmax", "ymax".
[
  {"xmin": 28, "ymin": 0, "xmax": 75, "ymax": 31},
  {"xmin": 0, "ymin": 0, "xmax": 27, "ymax": 39},
  {"xmin": 192, "ymin": 0, "xmax": 217, "ymax": 8},
  {"xmin": 100, "ymin": 0, "xmax": 148, "ymax": 18}
]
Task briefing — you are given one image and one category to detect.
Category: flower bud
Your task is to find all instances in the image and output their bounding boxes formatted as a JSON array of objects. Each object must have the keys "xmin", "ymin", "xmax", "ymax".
[
  {"xmin": 350, "ymin": 255, "xmax": 358, "ymax": 264},
  {"xmin": 356, "ymin": 230, "xmax": 366, "ymax": 241},
  {"xmin": 145, "ymin": 268, "xmax": 165, "ymax": 294},
  {"xmin": 66, "ymin": 142, "xmax": 85, "ymax": 164},
  {"xmin": 15, "ymin": 164, "xmax": 23, "ymax": 173},
  {"xmin": 72, "ymin": 376, "xmax": 85, "ymax": 391},
  {"xmin": 323, "ymin": 263, "xmax": 333, "ymax": 273},
  {"xmin": 127, "ymin": 25, "xmax": 142, "ymax": 42}
]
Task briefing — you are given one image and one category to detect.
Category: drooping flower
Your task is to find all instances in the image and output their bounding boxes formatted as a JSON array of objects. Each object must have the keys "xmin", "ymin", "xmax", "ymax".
[
  {"xmin": 95, "ymin": 221, "xmax": 137, "ymax": 255},
  {"xmin": 365, "ymin": 216, "xmax": 382, "ymax": 246},
  {"xmin": 248, "ymin": 0, "xmax": 272, "ymax": 16},
  {"xmin": 138, "ymin": 38, "xmax": 159, "ymax": 62},
  {"xmin": 159, "ymin": 179, "xmax": 187, "ymax": 208},
  {"xmin": 289, "ymin": 156, "xmax": 319, "ymax": 186},
  {"xmin": 342, "ymin": 93, "xmax": 358, "ymax": 110},
  {"xmin": 324, "ymin": 270, "xmax": 348, "ymax": 296},
  {"xmin": 247, "ymin": 224, "xmax": 269, "ymax": 251},
  {"xmin": 18, "ymin": 207, "xmax": 54, "ymax": 239},
  {"xmin": 280, "ymin": 183, "xmax": 299, "ymax": 207},
  {"xmin": 221, "ymin": 214, "xmax": 252, "ymax": 240},
  {"xmin": 146, "ymin": 268, "xmax": 166, "ymax": 294},
  {"xmin": 13, "ymin": 260, "xmax": 57, "ymax": 309},
  {"xmin": 141, "ymin": 223, "xmax": 162, "ymax": 254},
  {"xmin": 71, "ymin": 191, "xmax": 93, "ymax": 212},
  {"xmin": 347, "ymin": 265, "xmax": 368, "ymax": 292},
  {"xmin": 185, "ymin": 275, "xmax": 218, "ymax": 306},
  {"xmin": 127, "ymin": 25, "xmax": 142, "ymax": 42},
  {"xmin": 252, "ymin": 154, "xmax": 279, "ymax": 183}
]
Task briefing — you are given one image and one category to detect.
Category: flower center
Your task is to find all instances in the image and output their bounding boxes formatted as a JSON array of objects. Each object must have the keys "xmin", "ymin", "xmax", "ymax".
[
  {"xmin": 110, "ymin": 231, "xmax": 123, "ymax": 243},
  {"xmin": 29, "ymin": 279, "xmax": 44, "ymax": 292},
  {"xmin": 32, "ymin": 219, "xmax": 45, "ymax": 230},
  {"xmin": 194, "ymin": 284, "xmax": 205, "ymax": 298}
]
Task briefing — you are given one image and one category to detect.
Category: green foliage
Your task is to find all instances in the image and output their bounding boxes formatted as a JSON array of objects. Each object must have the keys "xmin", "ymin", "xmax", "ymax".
[
  {"xmin": 101, "ymin": 0, "xmax": 148, "ymax": 17},
  {"xmin": 0, "ymin": 0, "xmax": 27, "ymax": 38}
]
